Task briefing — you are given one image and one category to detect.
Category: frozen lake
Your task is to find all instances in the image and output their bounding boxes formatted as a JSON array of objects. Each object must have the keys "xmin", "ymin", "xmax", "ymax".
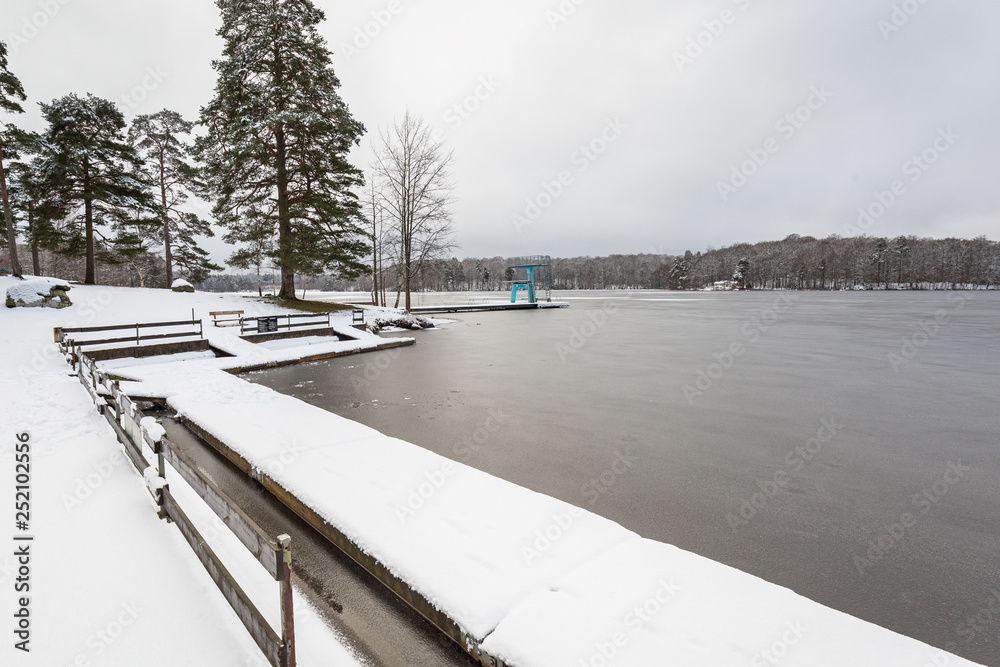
[{"xmin": 249, "ymin": 290, "xmax": 1000, "ymax": 665}]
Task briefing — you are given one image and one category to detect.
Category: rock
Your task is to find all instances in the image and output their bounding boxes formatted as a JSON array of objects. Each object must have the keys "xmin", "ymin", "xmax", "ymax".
[
  {"xmin": 171, "ymin": 278, "xmax": 195, "ymax": 293},
  {"xmin": 6, "ymin": 278, "xmax": 73, "ymax": 309}
]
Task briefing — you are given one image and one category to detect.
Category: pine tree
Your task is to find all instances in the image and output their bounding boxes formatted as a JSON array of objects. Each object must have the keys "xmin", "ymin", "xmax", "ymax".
[
  {"xmin": 130, "ymin": 110, "xmax": 221, "ymax": 287},
  {"xmin": 0, "ymin": 40, "xmax": 27, "ymax": 278},
  {"xmin": 869, "ymin": 237, "xmax": 889, "ymax": 288},
  {"xmin": 36, "ymin": 93, "xmax": 156, "ymax": 284},
  {"xmin": 7, "ymin": 156, "xmax": 45, "ymax": 276},
  {"xmin": 196, "ymin": 0, "xmax": 368, "ymax": 299},
  {"xmin": 732, "ymin": 257, "xmax": 751, "ymax": 290}
]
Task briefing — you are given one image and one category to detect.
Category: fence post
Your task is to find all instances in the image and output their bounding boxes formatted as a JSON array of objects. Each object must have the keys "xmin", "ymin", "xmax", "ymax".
[
  {"xmin": 278, "ymin": 534, "xmax": 295, "ymax": 667},
  {"xmin": 153, "ymin": 439, "xmax": 169, "ymax": 520},
  {"xmin": 136, "ymin": 323, "xmax": 140, "ymax": 345}
]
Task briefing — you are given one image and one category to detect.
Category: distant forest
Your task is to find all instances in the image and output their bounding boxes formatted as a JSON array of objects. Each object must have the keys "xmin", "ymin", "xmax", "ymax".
[{"xmin": 195, "ymin": 234, "xmax": 1000, "ymax": 295}]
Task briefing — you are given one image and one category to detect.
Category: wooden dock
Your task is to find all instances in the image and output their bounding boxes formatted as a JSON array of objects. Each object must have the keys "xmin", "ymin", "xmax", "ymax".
[{"xmin": 409, "ymin": 302, "xmax": 568, "ymax": 314}]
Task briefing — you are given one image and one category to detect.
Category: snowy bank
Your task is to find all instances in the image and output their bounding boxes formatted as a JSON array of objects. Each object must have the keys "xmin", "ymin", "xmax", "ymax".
[{"xmin": 0, "ymin": 278, "xmax": 363, "ymax": 667}]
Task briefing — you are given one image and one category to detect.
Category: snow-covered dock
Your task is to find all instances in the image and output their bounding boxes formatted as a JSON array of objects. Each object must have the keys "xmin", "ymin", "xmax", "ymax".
[
  {"xmin": 108, "ymin": 355, "xmax": 984, "ymax": 666},
  {"xmin": 409, "ymin": 301, "xmax": 569, "ymax": 314}
]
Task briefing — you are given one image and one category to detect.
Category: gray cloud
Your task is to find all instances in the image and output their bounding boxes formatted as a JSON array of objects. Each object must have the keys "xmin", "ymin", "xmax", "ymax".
[{"xmin": 4, "ymin": 0, "xmax": 997, "ymax": 264}]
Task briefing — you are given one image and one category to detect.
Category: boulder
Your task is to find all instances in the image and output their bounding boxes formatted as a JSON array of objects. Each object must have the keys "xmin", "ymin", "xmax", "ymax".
[
  {"xmin": 171, "ymin": 279, "xmax": 195, "ymax": 293},
  {"xmin": 6, "ymin": 278, "xmax": 73, "ymax": 309}
]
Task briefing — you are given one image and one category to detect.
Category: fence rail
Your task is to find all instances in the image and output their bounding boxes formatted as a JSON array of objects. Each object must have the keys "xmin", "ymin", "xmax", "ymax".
[
  {"xmin": 239, "ymin": 313, "xmax": 331, "ymax": 336},
  {"xmin": 68, "ymin": 340, "xmax": 295, "ymax": 667},
  {"xmin": 55, "ymin": 319, "xmax": 204, "ymax": 367}
]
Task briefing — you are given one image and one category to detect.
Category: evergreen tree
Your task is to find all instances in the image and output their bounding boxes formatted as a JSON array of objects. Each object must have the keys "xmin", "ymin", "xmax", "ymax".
[
  {"xmin": 0, "ymin": 40, "xmax": 27, "ymax": 277},
  {"xmin": 7, "ymin": 157, "xmax": 45, "ymax": 276},
  {"xmin": 130, "ymin": 110, "xmax": 220, "ymax": 287},
  {"xmin": 36, "ymin": 93, "xmax": 155, "ymax": 284},
  {"xmin": 196, "ymin": 0, "xmax": 368, "ymax": 299},
  {"xmin": 892, "ymin": 235, "xmax": 910, "ymax": 285},
  {"xmin": 869, "ymin": 237, "xmax": 889, "ymax": 288},
  {"xmin": 733, "ymin": 257, "xmax": 751, "ymax": 290}
]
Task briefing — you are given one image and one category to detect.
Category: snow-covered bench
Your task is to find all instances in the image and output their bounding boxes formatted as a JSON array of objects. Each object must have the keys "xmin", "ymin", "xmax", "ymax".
[{"xmin": 210, "ymin": 310, "xmax": 244, "ymax": 327}]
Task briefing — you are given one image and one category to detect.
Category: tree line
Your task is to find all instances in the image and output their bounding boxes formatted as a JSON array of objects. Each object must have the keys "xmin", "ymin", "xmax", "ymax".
[
  {"xmin": 1, "ymin": 0, "xmax": 453, "ymax": 304},
  {"xmin": 455, "ymin": 235, "xmax": 997, "ymax": 291},
  {"xmin": 223, "ymin": 234, "xmax": 992, "ymax": 296}
]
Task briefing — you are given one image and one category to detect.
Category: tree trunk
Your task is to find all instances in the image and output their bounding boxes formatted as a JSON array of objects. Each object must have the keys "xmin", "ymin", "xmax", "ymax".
[
  {"xmin": 0, "ymin": 153, "xmax": 22, "ymax": 278},
  {"xmin": 274, "ymin": 123, "xmax": 296, "ymax": 299},
  {"xmin": 84, "ymin": 160, "xmax": 96, "ymax": 285},
  {"xmin": 28, "ymin": 202, "xmax": 39, "ymax": 276},
  {"xmin": 403, "ymin": 217, "xmax": 412, "ymax": 310},
  {"xmin": 160, "ymin": 147, "xmax": 173, "ymax": 287}
]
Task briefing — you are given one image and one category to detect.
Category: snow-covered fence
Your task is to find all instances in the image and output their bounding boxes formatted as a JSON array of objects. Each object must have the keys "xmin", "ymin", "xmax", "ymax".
[
  {"xmin": 238, "ymin": 312, "xmax": 331, "ymax": 336},
  {"xmin": 55, "ymin": 318, "xmax": 203, "ymax": 367},
  {"xmin": 70, "ymin": 349, "xmax": 297, "ymax": 667}
]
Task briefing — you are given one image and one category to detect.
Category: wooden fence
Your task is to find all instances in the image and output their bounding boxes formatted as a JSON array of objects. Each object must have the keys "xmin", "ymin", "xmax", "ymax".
[
  {"xmin": 55, "ymin": 319, "xmax": 203, "ymax": 368},
  {"xmin": 239, "ymin": 313, "xmax": 331, "ymax": 336},
  {"xmin": 72, "ymin": 351, "xmax": 296, "ymax": 667}
]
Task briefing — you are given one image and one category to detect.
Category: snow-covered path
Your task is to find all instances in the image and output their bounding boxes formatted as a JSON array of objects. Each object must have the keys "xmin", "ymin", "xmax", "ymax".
[{"xmin": 1, "ymin": 279, "xmax": 364, "ymax": 667}]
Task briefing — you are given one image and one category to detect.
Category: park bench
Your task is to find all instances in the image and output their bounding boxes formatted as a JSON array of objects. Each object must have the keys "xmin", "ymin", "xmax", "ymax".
[{"xmin": 210, "ymin": 310, "xmax": 244, "ymax": 327}]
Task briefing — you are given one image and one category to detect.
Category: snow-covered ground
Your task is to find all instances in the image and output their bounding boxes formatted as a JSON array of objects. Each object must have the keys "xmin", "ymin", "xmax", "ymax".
[
  {"xmin": 0, "ymin": 278, "xmax": 365, "ymax": 667},
  {"xmin": 1, "ymin": 278, "xmax": 985, "ymax": 667}
]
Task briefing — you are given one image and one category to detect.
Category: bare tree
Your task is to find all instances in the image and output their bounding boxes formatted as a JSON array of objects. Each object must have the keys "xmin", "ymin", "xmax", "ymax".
[
  {"xmin": 371, "ymin": 110, "xmax": 457, "ymax": 310},
  {"xmin": 366, "ymin": 175, "xmax": 397, "ymax": 306}
]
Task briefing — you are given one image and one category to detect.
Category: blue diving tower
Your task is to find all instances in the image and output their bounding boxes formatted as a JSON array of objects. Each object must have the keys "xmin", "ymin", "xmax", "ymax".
[{"xmin": 507, "ymin": 256, "xmax": 553, "ymax": 304}]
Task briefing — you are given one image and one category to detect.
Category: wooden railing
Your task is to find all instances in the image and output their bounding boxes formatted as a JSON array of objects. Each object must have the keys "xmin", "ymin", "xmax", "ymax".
[
  {"xmin": 55, "ymin": 319, "xmax": 203, "ymax": 367},
  {"xmin": 73, "ymin": 352, "xmax": 296, "ymax": 667},
  {"xmin": 239, "ymin": 312, "xmax": 331, "ymax": 336}
]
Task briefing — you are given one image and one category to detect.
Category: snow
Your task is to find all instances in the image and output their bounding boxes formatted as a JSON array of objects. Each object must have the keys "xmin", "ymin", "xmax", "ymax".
[
  {"xmin": 0, "ymin": 278, "xmax": 363, "ymax": 667},
  {"xmin": 140, "ymin": 416, "xmax": 166, "ymax": 444},
  {"xmin": 0, "ymin": 277, "xmax": 985, "ymax": 667},
  {"xmin": 171, "ymin": 278, "xmax": 194, "ymax": 289},
  {"xmin": 5, "ymin": 276, "xmax": 70, "ymax": 306}
]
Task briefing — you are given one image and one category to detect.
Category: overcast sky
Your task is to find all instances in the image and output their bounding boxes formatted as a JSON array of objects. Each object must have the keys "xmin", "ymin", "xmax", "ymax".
[{"xmin": 3, "ymin": 0, "xmax": 998, "ymax": 264}]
